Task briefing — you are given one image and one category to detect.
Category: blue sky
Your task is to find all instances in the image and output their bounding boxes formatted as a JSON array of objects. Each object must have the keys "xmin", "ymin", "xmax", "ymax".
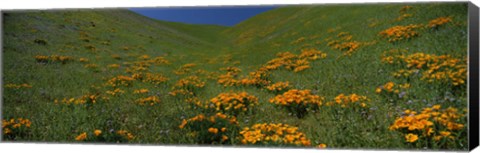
[{"xmin": 129, "ymin": 6, "xmax": 277, "ymax": 26}]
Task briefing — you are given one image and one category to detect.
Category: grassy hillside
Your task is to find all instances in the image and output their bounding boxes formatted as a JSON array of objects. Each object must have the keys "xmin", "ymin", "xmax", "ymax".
[{"xmin": 2, "ymin": 2, "xmax": 469, "ymax": 151}]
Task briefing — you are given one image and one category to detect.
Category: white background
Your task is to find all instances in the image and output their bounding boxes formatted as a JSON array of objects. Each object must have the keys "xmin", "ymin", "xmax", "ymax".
[{"xmin": 0, "ymin": 0, "xmax": 478, "ymax": 153}]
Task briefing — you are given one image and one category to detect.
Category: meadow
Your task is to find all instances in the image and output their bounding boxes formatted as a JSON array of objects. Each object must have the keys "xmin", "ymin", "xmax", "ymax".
[{"xmin": 1, "ymin": 2, "xmax": 469, "ymax": 151}]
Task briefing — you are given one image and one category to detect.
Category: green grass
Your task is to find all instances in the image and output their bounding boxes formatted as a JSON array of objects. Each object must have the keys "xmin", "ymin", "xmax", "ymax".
[{"xmin": 2, "ymin": 2, "xmax": 469, "ymax": 151}]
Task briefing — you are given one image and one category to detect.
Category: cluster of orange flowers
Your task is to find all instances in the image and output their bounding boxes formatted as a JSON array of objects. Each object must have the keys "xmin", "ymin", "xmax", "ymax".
[
  {"xmin": 185, "ymin": 97, "xmax": 206, "ymax": 108},
  {"xmin": 5, "ymin": 83, "xmax": 32, "ymax": 89},
  {"xmin": 395, "ymin": 5, "xmax": 414, "ymax": 22},
  {"xmin": 78, "ymin": 58, "xmax": 89, "ymax": 63},
  {"xmin": 375, "ymin": 82, "xmax": 410, "ymax": 95},
  {"xmin": 395, "ymin": 13, "xmax": 413, "ymax": 22},
  {"xmin": 105, "ymin": 75, "xmax": 135, "ymax": 87},
  {"xmin": 2, "ymin": 118, "xmax": 32, "ymax": 136},
  {"xmin": 400, "ymin": 5, "xmax": 413, "ymax": 13},
  {"xmin": 264, "ymin": 49, "xmax": 327, "ymax": 73},
  {"xmin": 270, "ymin": 89, "xmax": 325, "ymax": 118},
  {"xmin": 291, "ymin": 59, "xmax": 311, "ymax": 72},
  {"xmin": 130, "ymin": 73, "xmax": 142, "ymax": 80},
  {"xmin": 266, "ymin": 81, "xmax": 291, "ymax": 93},
  {"xmin": 174, "ymin": 63, "xmax": 197, "ymax": 75},
  {"xmin": 317, "ymin": 143, "xmax": 328, "ymax": 148},
  {"xmin": 382, "ymin": 51, "xmax": 467, "ymax": 86},
  {"xmin": 239, "ymin": 123, "xmax": 312, "ymax": 147},
  {"xmin": 133, "ymin": 89, "xmax": 149, "ymax": 94},
  {"xmin": 217, "ymin": 49, "xmax": 326, "ymax": 88},
  {"xmin": 116, "ymin": 130, "xmax": 136, "ymax": 141},
  {"xmin": 169, "ymin": 89, "xmax": 194, "ymax": 97},
  {"xmin": 290, "ymin": 37, "xmax": 305, "ymax": 45},
  {"xmin": 220, "ymin": 67, "xmax": 242, "ymax": 76},
  {"xmin": 242, "ymin": 77, "xmax": 268, "ymax": 87},
  {"xmin": 148, "ymin": 56, "xmax": 171, "ymax": 65},
  {"xmin": 54, "ymin": 94, "xmax": 99, "ymax": 105},
  {"xmin": 217, "ymin": 69, "xmax": 269, "ymax": 87},
  {"xmin": 106, "ymin": 88, "xmax": 125, "ymax": 96},
  {"xmin": 297, "ymin": 48, "xmax": 326, "ymax": 60},
  {"xmin": 381, "ymin": 49, "xmax": 406, "ymax": 64},
  {"xmin": 389, "ymin": 105, "xmax": 466, "ymax": 143},
  {"xmin": 123, "ymin": 56, "xmax": 170, "ymax": 74},
  {"xmin": 216, "ymin": 67, "xmax": 241, "ymax": 86},
  {"xmin": 175, "ymin": 76, "xmax": 205, "ymax": 89},
  {"xmin": 35, "ymin": 55, "xmax": 74, "ymax": 64},
  {"xmin": 178, "ymin": 113, "xmax": 238, "ymax": 144},
  {"xmin": 170, "ymin": 76, "xmax": 205, "ymax": 96},
  {"xmin": 74, "ymin": 132, "xmax": 88, "ymax": 141},
  {"xmin": 138, "ymin": 54, "xmax": 150, "ymax": 60},
  {"xmin": 209, "ymin": 92, "xmax": 259, "ymax": 115},
  {"xmin": 392, "ymin": 69, "xmax": 419, "ymax": 78},
  {"xmin": 379, "ymin": 24, "xmax": 422, "ymax": 42},
  {"xmin": 270, "ymin": 89, "xmax": 324, "ymax": 106},
  {"xmin": 135, "ymin": 96, "xmax": 160, "ymax": 106},
  {"xmin": 217, "ymin": 73, "xmax": 239, "ymax": 87},
  {"xmin": 427, "ymin": 16, "xmax": 452, "ymax": 28},
  {"xmin": 192, "ymin": 69, "xmax": 219, "ymax": 80},
  {"xmin": 290, "ymin": 37, "xmax": 305, "ymax": 44},
  {"xmin": 125, "ymin": 61, "xmax": 150, "ymax": 73},
  {"xmin": 138, "ymin": 73, "xmax": 169, "ymax": 85},
  {"xmin": 237, "ymin": 70, "xmax": 271, "ymax": 86},
  {"xmin": 179, "ymin": 113, "xmax": 238, "ymax": 129},
  {"xmin": 263, "ymin": 52, "xmax": 296, "ymax": 71},
  {"xmin": 324, "ymin": 93, "xmax": 369, "ymax": 108},
  {"xmin": 335, "ymin": 41, "xmax": 361, "ymax": 56},
  {"xmin": 107, "ymin": 64, "xmax": 121, "ymax": 69},
  {"xmin": 217, "ymin": 67, "xmax": 269, "ymax": 87},
  {"xmin": 326, "ymin": 32, "xmax": 361, "ymax": 56},
  {"xmin": 145, "ymin": 56, "xmax": 170, "ymax": 64},
  {"xmin": 75, "ymin": 129, "xmax": 134, "ymax": 142}
]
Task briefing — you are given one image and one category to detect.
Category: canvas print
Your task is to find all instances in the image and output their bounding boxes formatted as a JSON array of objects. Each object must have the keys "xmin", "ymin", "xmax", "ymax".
[{"xmin": 1, "ymin": 2, "xmax": 471, "ymax": 151}]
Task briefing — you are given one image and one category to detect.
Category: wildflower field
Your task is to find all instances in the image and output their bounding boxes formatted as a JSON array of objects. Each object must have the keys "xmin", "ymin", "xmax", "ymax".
[{"xmin": 1, "ymin": 3, "xmax": 469, "ymax": 151}]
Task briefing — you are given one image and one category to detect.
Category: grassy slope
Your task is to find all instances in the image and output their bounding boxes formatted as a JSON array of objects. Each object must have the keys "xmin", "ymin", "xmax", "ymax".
[
  {"xmin": 221, "ymin": 2, "xmax": 468, "ymax": 149},
  {"xmin": 225, "ymin": 2, "xmax": 468, "ymax": 109},
  {"xmin": 2, "ymin": 8, "xmax": 231, "ymax": 142},
  {"xmin": 2, "ymin": 2, "xmax": 468, "ymax": 150}
]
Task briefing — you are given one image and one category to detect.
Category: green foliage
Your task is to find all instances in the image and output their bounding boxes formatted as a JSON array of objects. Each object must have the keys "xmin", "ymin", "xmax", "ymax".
[{"xmin": 2, "ymin": 2, "xmax": 468, "ymax": 150}]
